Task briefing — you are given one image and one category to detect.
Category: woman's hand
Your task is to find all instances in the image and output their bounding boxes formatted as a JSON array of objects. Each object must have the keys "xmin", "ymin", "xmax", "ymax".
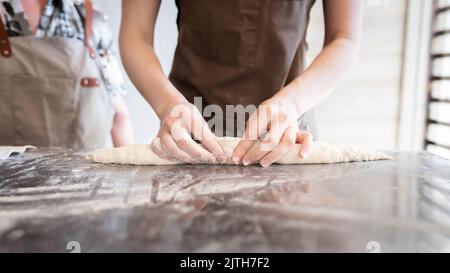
[
  {"xmin": 151, "ymin": 102, "xmax": 227, "ymax": 164},
  {"xmin": 232, "ymin": 96, "xmax": 313, "ymax": 167},
  {"xmin": 121, "ymin": 1, "xmax": 226, "ymax": 164}
]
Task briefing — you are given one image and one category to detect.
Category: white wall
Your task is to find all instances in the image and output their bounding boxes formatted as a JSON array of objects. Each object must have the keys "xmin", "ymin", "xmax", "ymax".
[
  {"xmin": 97, "ymin": 0, "xmax": 408, "ymax": 150},
  {"xmin": 307, "ymin": 0, "xmax": 406, "ymax": 149}
]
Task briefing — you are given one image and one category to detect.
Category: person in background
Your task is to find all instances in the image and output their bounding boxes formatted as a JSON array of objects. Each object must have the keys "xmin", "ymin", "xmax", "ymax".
[{"xmin": 0, "ymin": 0, "xmax": 133, "ymax": 148}]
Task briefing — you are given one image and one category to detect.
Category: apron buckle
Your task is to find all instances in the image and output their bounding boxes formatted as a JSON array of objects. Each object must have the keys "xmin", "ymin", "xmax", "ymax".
[{"xmin": 81, "ymin": 77, "xmax": 100, "ymax": 88}]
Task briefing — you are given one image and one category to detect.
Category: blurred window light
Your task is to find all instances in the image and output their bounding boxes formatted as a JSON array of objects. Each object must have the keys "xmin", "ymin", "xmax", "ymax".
[{"xmin": 426, "ymin": 0, "xmax": 450, "ymax": 159}]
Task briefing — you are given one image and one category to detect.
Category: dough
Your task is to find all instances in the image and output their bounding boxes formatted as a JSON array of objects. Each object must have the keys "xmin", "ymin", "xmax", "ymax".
[{"xmin": 87, "ymin": 137, "xmax": 392, "ymax": 166}]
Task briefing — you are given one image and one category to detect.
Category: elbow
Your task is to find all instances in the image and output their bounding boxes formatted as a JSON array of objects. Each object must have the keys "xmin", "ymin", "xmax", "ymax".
[
  {"xmin": 326, "ymin": 35, "xmax": 361, "ymax": 72},
  {"xmin": 119, "ymin": 27, "xmax": 155, "ymax": 62},
  {"xmin": 118, "ymin": 29, "xmax": 149, "ymax": 73},
  {"xmin": 327, "ymin": 30, "xmax": 361, "ymax": 54}
]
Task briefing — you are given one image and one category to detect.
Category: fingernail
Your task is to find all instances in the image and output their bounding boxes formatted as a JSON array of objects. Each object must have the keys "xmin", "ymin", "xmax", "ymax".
[
  {"xmin": 201, "ymin": 155, "xmax": 210, "ymax": 161},
  {"xmin": 209, "ymin": 157, "xmax": 217, "ymax": 164},
  {"xmin": 260, "ymin": 160, "xmax": 270, "ymax": 168},
  {"xmin": 218, "ymin": 155, "xmax": 227, "ymax": 164},
  {"xmin": 243, "ymin": 159, "xmax": 251, "ymax": 166},
  {"xmin": 232, "ymin": 156, "xmax": 240, "ymax": 165},
  {"xmin": 301, "ymin": 151, "xmax": 309, "ymax": 159},
  {"xmin": 189, "ymin": 157, "xmax": 199, "ymax": 163}
]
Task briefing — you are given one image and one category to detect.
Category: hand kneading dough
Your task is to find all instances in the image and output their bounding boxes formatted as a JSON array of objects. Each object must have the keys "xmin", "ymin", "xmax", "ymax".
[{"xmin": 87, "ymin": 137, "xmax": 392, "ymax": 166}]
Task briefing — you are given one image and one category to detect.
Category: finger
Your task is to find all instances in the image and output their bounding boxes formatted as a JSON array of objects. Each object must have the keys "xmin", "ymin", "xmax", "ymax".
[
  {"xmin": 244, "ymin": 106, "xmax": 271, "ymax": 141},
  {"xmin": 170, "ymin": 108, "xmax": 217, "ymax": 163},
  {"xmin": 200, "ymin": 133, "xmax": 227, "ymax": 163},
  {"xmin": 170, "ymin": 119, "xmax": 215, "ymax": 163},
  {"xmin": 232, "ymin": 139, "xmax": 255, "ymax": 165},
  {"xmin": 241, "ymin": 140, "xmax": 270, "ymax": 166},
  {"xmin": 161, "ymin": 133, "xmax": 193, "ymax": 163},
  {"xmin": 174, "ymin": 129, "xmax": 216, "ymax": 163},
  {"xmin": 260, "ymin": 115, "xmax": 289, "ymax": 153},
  {"xmin": 296, "ymin": 132, "xmax": 314, "ymax": 159},
  {"xmin": 260, "ymin": 127, "xmax": 296, "ymax": 167},
  {"xmin": 151, "ymin": 137, "xmax": 174, "ymax": 161},
  {"xmin": 190, "ymin": 115, "xmax": 227, "ymax": 163},
  {"xmin": 232, "ymin": 108, "xmax": 270, "ymax": 164}
]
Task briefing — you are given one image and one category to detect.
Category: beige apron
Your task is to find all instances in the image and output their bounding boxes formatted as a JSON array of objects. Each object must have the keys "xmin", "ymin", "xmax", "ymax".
[
  {"xmin": 0, "ymin": 1, "xmax": 113, "ymax": 150},
  {"xmin": 170, "ymin": 0, "xmax": 317, "ymax": 138}
]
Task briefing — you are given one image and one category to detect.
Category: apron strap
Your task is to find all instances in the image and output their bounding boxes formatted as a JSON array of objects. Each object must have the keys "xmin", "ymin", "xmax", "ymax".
[
  {"xmin": 0, "ymin": 5, "xmax": 12, "ymax": 57},
  {"xmin": 0, "ymin": 0, "xmax": 95, "ymax": 59},
  {"xmin": 84, "ymin": 0, "xmax": 96, "ymax": 59}
]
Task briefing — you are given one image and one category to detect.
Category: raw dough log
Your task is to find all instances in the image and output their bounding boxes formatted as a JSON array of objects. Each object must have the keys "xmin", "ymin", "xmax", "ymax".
[{"xmin": 87, "ymin": 137, "xmax": 392, "ymax": 166}]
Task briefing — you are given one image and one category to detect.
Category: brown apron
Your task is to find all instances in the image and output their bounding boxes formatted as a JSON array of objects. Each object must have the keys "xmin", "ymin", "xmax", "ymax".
[
  {"xmin": 0, "ymin": 0, "xmax": 113, "ymax": 150},
  {"xmin": 170, "ymin": 0, "xmax": 317, "ymax": 138}
]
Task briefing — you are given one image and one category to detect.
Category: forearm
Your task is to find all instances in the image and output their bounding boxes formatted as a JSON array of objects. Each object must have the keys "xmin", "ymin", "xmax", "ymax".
[
  {"xmin": 120, "ymin": 0, "xmax": 185, "ymax": 120},
  {"xmin": 278, "ymin": 37, "xmax": 360, "ymax": 117},
  {"xmin": 119, "ymin": 36, "xmax": 187, "ymax": 119},
  {"xmin": 277, "ymin": 0, "xmax": 363, "ymax": 118}
]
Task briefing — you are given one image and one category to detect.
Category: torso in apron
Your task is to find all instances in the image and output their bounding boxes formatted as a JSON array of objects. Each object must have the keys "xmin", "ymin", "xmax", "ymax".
[
  {"xmin": 0, "ymin": 33, "xmax": 113, "ymax": 150},
  {"xmin": 170, "ymin": 0, "xmax": 317, "ymax": 138}
]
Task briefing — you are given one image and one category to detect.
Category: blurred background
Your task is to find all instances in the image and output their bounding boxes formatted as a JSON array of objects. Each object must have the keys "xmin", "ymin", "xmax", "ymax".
[{"xmin": 97, "ymin": 0, "xmax": 450, "ymax": 158}]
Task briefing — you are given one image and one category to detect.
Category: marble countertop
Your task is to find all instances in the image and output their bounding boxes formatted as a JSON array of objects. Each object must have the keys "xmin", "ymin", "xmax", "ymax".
[{"xmin": 0, "ymin": 148, "xmax": 449, "ymax": 252}]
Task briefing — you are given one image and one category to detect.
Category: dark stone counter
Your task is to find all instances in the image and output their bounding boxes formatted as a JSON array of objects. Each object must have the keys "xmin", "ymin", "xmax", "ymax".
[{"xmin": 0, "ymin": 149, "xmax": 449, "ymax": 252}]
